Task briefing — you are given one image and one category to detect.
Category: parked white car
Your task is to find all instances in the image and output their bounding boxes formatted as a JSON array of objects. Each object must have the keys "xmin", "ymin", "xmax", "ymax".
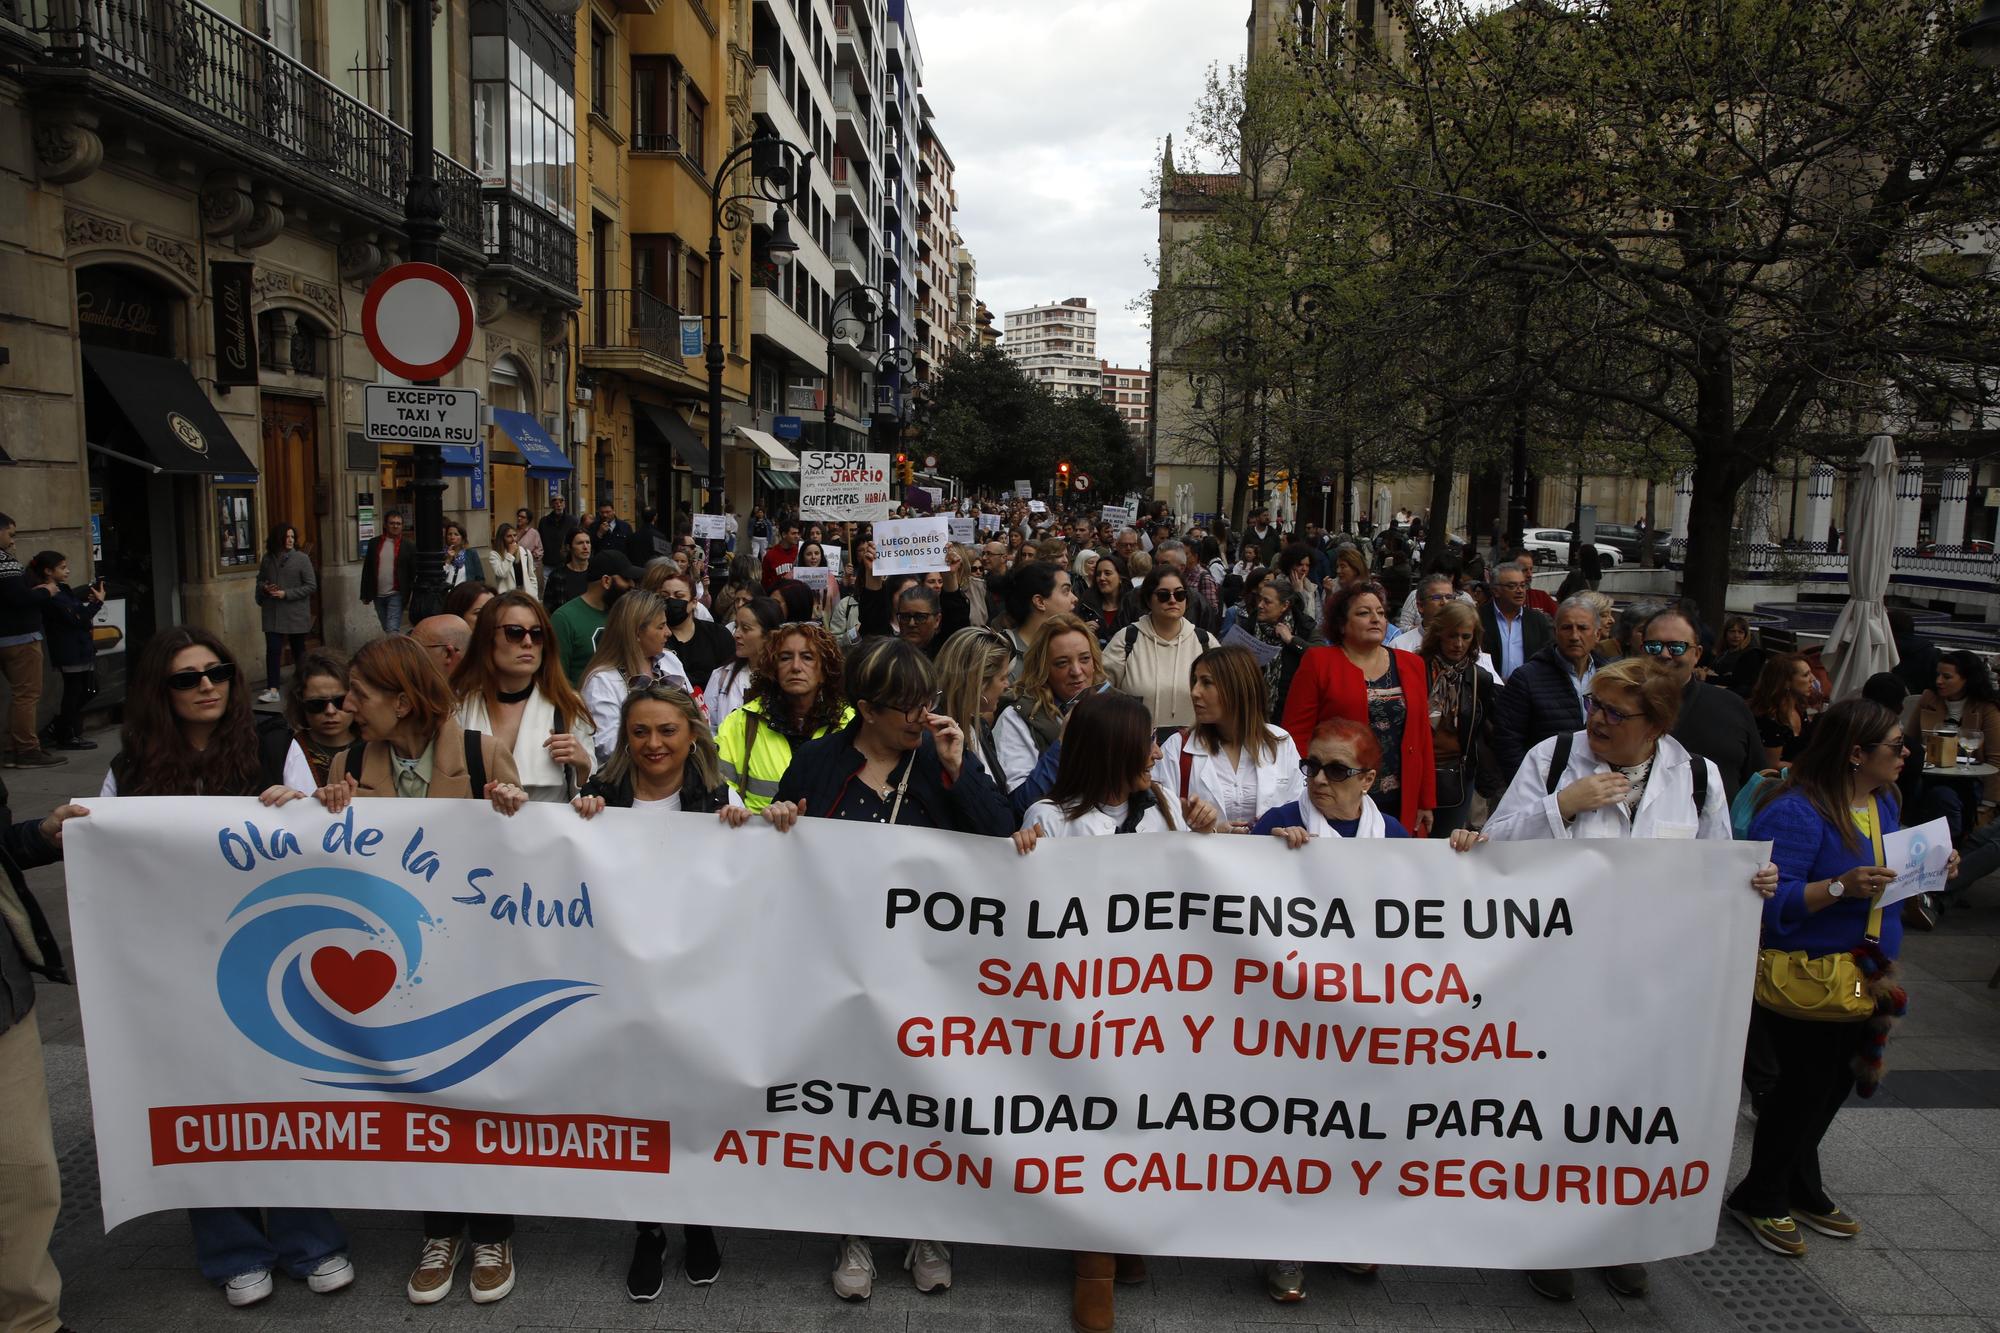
[{"xmin": 1521, "ymin": 528, "xmax": 1623, "ymax": 570}]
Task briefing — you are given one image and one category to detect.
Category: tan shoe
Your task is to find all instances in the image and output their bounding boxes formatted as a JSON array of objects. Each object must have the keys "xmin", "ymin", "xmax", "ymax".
[
  {"xmin": 1072, "ymin": 1251, "xmax": 1116, "ymax": 1333},
  {"xmin": 1114, "ymin": 1254, "xmax": 1149, "ymax": 1285},
  {"xmin": 469, "ymin": 1239, "xmax": 515, "ymax": 1304},
  {"xmin": 405, "ymin": 1237, "xmax": 461, "ymax": 1305}
]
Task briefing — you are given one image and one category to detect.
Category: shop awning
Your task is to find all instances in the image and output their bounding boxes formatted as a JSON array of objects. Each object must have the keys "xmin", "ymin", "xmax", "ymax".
[
  {"xmin": 492, "ymin": 408, "xmax": 573, "ymax": 476},
  {"xmin": 635, "ymin": 402, "xmax": 709, "ymax": 473},
  {"xmin": 439, "ymin": 442, "xmax": 479, "ymax": 476},
  {"xmin": 758, "ymin": 467, "xmax": 800, "ymax": 491},
  {"xmin": 81, "ymin": 346, "xmax": 258, "ymax": 476},
  {"xmin": 736, "ymin": 427, "xmax": 801, "ymax": 472}
]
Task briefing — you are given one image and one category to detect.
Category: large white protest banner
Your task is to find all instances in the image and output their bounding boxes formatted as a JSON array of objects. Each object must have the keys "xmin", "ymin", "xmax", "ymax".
[
  {"xmin": 871, "ymin": 516, "xmax": 951, "ymax": 575},
  {"xmin": 67, "ymin": 800, "xmax": 1763, "ymax": 1267},
  {"xmin": 800, "ymin": 450, "xmax": 893, "ymax": 521}
]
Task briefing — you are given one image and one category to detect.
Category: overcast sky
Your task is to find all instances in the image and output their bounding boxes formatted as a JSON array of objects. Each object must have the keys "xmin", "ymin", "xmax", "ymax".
[{"xmin": 915, "ymin": 0, "xmax": 1246, "ymax": 370}]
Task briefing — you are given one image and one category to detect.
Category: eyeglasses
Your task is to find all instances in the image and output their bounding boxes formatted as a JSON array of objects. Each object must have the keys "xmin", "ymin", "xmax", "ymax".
[
  {"xmin": 302, "ymin": 696, "xmax": 347, "ymax": 714},
  {"xmin": 500, "ymin": 624, "xmax": 548, "ymax": 645},
  {"xmin": 866, "ymin": 698, "xmax": 929, "ymax": 719},
  {"xmin": 898, "ymin": 611, "xmax": 938, "ymax": 624},
  {"xmin": 1493, "ymin": 579, "xmax": 1527, "ymax": 591},
  {"xmin": 1861, "ymin": 738, "xmax": 1909, "ymax": 753},
  {"xmin": 1585, "ymin": 695, "xmax": 1637, "ymax": 725},
  {"xmin": 166, "ymin": 663, "xmax": 237, "ymax": 691},
  {"xmin": 1153, "ymin": 587, "xmax": 1188, "ymax": 603},
  {"xmin": 1300, "ymin": 757, "xmax": 1369, "ymax": 782},
  {"xmin": 1642, "ymin": 640, "xmax": 1694, "ymax": 659}
]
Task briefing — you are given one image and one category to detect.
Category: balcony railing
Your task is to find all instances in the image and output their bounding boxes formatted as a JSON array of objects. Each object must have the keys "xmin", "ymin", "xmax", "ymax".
[
  {"xmin": 483, "ymin": 191, "xmax": 578, "ymax": 299},
  {"xmin": 29, "ymin": 0, "xmax": 482, "ymax": 254},
  {"xmin": 584, "ymin": 288, "xmax": 685, "ymax": 364},
  {"xmin": 632, "ymin": 131, "xmax": 680, "ymax": 154}
]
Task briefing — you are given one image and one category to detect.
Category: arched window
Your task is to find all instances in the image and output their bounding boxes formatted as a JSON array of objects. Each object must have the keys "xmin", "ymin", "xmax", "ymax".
[
  {"xmin": 257, "ymin": 309, "xmax": 330, "ymax": 376},
  {"xmin": 1297, "ymin": 1, "xmax": 1316, "ymax": 46}
]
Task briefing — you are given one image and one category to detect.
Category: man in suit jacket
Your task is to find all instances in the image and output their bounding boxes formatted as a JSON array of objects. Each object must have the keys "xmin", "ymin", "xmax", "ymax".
[
  {"xmin": 358, "ymin": 511, "xmax": 416, "ymax": 633},
  {"xmin": 1480, "ymin": 565, "xmax": 1553, "ymax": 680},
  {"xmin": 1491, "ymin": 597, "xmax": 1600, "ymax": 782}
]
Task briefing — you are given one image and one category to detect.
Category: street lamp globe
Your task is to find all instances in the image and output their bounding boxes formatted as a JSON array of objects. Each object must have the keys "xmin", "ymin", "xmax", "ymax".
[
  {"xmin": 765, "ymin": 211, "xmax": 800, "ymax": 268},
  {"xmin": 1961, "ymin": 0, "xmax": 2000, "ymax": 69}
]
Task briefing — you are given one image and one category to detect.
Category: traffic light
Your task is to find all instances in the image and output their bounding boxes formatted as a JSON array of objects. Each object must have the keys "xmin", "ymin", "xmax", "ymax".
[
  {"xmin": 896, "ymin": 453, "xmax": 914, "ymax": 485},
  {"xmin": 1057, "ymin": 460, "xmax": 1071, "ymax": 493},
  {"xmin": 1248, "ymin": 470, "xmax": 1261, "ymax": 491}
]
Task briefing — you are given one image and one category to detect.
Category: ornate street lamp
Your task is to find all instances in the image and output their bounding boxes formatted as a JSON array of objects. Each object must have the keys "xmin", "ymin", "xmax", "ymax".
[
  {"xmin": 826, "ymin": 283, "xmax": 890, "ymax": 447},
  {"xmin": 706, "ymin": 129, "xmax": 812, "ymax": 554}
]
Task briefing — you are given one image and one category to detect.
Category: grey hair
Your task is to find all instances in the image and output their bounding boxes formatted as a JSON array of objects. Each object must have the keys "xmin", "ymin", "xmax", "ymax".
[
  {"xmin": 1555, "ymin": 594, "xmax": 1600, "ymax": 623},
  {"xmin": 1421, "ymin": 572, "xmax": 1455, "ymax": 595},
  {"xmin": 1154, "ymin": 539, "xmax": 1187, "ymax": 559}
]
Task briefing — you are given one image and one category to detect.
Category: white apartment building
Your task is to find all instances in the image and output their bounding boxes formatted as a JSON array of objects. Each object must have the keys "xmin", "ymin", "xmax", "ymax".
[
  {"xmin": 1101, "ymin": 362, "xmax": 1152, "ymax": 438},
  {"xmin": 1004, "ymin": 298, "xmax": 1101, "ymax": 397}
]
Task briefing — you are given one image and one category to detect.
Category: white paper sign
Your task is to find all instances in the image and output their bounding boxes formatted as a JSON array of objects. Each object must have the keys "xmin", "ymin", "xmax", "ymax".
[
  {"xmin": 690, "ymin": 513, "xmax": 729, "ymax": 540},
  {"xmin": 1101, "ymin": 504, "xmax": 1136, "ymax": 530},
  {"xmin": 1014, "ymin": 479, "xmax": 1033, "ymax": 499},
  {"xmin": 1879, "ymin": 817, "xmax": 1952, "ymax": 910},
  {"xmin": 801, "ymin": 451, "xmax": 894, "ymax": 521},
  {"xmin": 949, "ymin": 518, "xmax": 978, "ymax": 546},
  {"xmin": 871, "ymin": 516, "xmax": 952, "ymax": 575},
  {"xmin": 1027, "ymin": 500, "xmax": 1047, "ymax": 514},
  {"xmin": 978, "ymin": 513, "xmax": 1002, "ymax": 536},
  {"xmin": 791, "ymin": 566, "xmax": 833, "ymax": 596},
  {"xmin": 66, "ymin": 800, "xmax": 1764, "ymax": 1269},
  {"xmin": 821, "ymin": 546, "xmax": 843, "ymax": 575}
]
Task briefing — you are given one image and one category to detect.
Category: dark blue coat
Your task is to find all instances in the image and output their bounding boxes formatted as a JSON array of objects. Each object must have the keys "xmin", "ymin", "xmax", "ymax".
[
  {"xmin": 1491, "ymin": 644, "xmax": 1589, "ymax": 784},
  {"xmin": 31, "ymin": 583, "xmax": 100, "ymax": 669},
  {"xmin": 776, "ymin": 721, "xmax": 1016, "ymax": 836}
]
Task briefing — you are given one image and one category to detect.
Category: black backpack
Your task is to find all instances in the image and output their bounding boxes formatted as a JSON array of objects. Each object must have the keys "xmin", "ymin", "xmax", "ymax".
[
  {"xmin": 1545, "ymin": 731, "xmax": 1706, "ymax": 811},
  {"xmin": 345, "ymin": 728, "xmax": 488, "ymax": 796},
  {"xmin": 1119, "ymin": 621, "xmax": 1217, "ymax": 657}
]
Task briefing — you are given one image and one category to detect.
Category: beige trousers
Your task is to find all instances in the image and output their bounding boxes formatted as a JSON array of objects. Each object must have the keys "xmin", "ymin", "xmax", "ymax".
[{"xmin": 0, "ymin": 1008, "xmax": 63, "ymax": 1333}]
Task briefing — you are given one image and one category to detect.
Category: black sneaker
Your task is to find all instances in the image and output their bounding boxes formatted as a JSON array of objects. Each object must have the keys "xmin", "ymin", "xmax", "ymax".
[
  {"xmin": 1528, "ymin": 1269, "xmax": 1576, "ymax": 1302},
  {"xmin": 5, "ymin": 750, "xmax": 66, "ymax": 768},
  {"xmin": 1602, "ymin": 1262, "xmax": 1649, "ymax": 1296},
  {"xmin": 627, "ymin": 1225, "xmax": 665, "ymax": 1302},
  {"xmin": 684, "ymin": 1224, "xmax": 720, "ymax": 1286},
  {"xmin": 52, "ymin": 737, "xmax": 98, "ymax": 751}
]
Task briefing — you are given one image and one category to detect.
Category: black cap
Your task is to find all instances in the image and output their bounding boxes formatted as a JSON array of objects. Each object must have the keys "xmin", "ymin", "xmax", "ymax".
[{"xmin": 588, "ymin": 550, "xmax": 638, "ymax": 582}]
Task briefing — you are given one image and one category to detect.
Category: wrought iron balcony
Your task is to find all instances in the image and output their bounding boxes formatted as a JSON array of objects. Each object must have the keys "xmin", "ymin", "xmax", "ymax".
[
  {"xmin": 482, "ymin": 191, "xmax": 579, "ymax": 303},
  {"xmin": 24, "ymin": 0, "xmax": 483, "ymax": 258},
  {"xmin": 582, "ymin": 288, "xmax": 689, "ymax": 382}
]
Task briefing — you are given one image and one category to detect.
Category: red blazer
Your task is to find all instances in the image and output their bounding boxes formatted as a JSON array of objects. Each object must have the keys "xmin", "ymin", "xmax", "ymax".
[{"xmin": 1281, "ymin": 645, "xmax": 1437, "ymax": 833}]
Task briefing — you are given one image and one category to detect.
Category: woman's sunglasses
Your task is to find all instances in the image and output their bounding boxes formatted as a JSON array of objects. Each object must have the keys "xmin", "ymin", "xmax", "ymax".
[
  {"xmin": 500, "ymin": 624, "xmax": 548, "ymax": 645},
  {"xmin": 1300, "ymin": 757, "xmax": 1368, "ymax": 782},
  {"xmin": 1153, "ymin": 587, "xmax": 1188, "ymax": 603},
  {"xmin": 301, "ymin": 696, "xmax": 347, "ymax": 714},
  {"xmin": 167, "ymin": 663, "xmax": 237, "ymax": 691}
]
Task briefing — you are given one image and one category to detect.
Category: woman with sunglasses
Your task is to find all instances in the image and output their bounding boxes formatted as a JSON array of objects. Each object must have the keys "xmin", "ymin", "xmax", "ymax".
[
  {"xmin": 1725, "ymin": 700, "xmax": 1949, "ymax": 1263},
  {"xmin": 1102, "ymin": 565, "xmax": 1218, "ymax": 735},
  {"xmin": 1155, "ymin": 645, "xmax": 1300, "ymax": 833},
  {"xmin": 579, "ymin": 591, "xmax": 695, "ymax": 762},
  {"xmin": 452, "ymin": 590, "xmax": 592, "ymax": 803},
  {"xmin": 765, "ymin": 636, "xmax": 1013, "ymax": 1306},
  {"xmin": 1282, "ymin": 579, "xmax": 1435, "ymax": 836},
  {"xmin": 265, "ymin": 649, "xmax": 357, "ymax": 791},
  {"xmin": 715, "ymin": 621, "xmax": 851, "ymax": 812},
  {"xmin": 1451, "ymin": 654, "xmax": 1777, "ymax": 1304},
  {"xmin": 485, "ymin": 523, "xmax": 538, "ymax": 599},
  {"xmin": 706, "ymin": 595, "xmax": 782, "ymax": 731},
  {"xmin": 102, "ymin": 628, "xmax": 355, "ymax": 1308}
]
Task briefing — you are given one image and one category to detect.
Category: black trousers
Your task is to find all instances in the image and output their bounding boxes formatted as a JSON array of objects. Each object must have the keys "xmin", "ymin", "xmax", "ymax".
[
  {"xmin": 1725, "ymin": 1006, "xmax": 1860, "ymax": 1217},
  {"xmin": 265, "ymin": 632, "xmax": 306, "ymax": 689},
  {"xmin": 422, "ymin": 1212, "xmax": 514, "ymax": 1244},
  {"xmin": 51, "ymin": 669, "xmax": 95, "ymax": 741}
]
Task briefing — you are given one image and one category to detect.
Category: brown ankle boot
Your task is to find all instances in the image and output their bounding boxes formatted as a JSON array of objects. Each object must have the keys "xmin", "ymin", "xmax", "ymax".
[
  {"xmin": 1072, "ymin": 1251, "xmax": 1116, "ymax": 1333},
  {"xmin": 1114, "ymin": 1254, "xmax": 1149, "ymax": 1284}
]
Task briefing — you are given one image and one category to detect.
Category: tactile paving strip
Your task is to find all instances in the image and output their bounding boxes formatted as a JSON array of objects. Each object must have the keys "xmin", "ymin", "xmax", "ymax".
[
  {"xmin": 1680, "ymin": 1221, "xmax": 1867, "ymax": 1332},
  {"xmin": 54, "ymin": 1139, "xmax": 101, "ymax": 1237}
]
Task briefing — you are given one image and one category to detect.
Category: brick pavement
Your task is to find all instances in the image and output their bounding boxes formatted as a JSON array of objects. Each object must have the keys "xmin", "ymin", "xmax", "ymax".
[{"xmin": 10, "ymin": 726, "xmax": 2000, "ymax": 1333}]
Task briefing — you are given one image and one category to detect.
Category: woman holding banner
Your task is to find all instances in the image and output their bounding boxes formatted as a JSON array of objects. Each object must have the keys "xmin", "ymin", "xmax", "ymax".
[
  {"xmin": 453, "ymin": 591, "xmax": 594, "ymax": 803},
  {"xmin": 1452, "ymin": 655, "xmax": 1777, "ymax": 1302},
  {"xmin": 1154, "ymin": 645, "xmax": 1302, "ymax": 832},
  {"xmin": 1727, "ymin": 700, "xmax": 1952, "ymax": 1260},
  {"xmin": 714, "ymin": 621, "xmax": 850, "ymax": 812},
  {"xmin": 307, "ymin": 635, "xmax": 529, "ymax": 1307},
  {"xmin": 765, "ymin": 637, "xmax": 1013, "ymax": 1303},
  {"xmin": 102, "ymin": 627, "xmax": 356, "ymax": 1309}
]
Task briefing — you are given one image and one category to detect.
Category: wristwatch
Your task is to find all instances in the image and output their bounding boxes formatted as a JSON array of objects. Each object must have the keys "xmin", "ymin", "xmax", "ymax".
[{"xmin": 1827, "ymin": 878, "xmax": 1846, "ymax": 898}]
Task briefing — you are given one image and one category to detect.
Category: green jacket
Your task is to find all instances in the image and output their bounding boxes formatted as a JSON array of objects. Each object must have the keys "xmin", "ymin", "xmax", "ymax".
[{"xmin": 715, "ymin": 695, "xmax": 855, "ymax": 811}]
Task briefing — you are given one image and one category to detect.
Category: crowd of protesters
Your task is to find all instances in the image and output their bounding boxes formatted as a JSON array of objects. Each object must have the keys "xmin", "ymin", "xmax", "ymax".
[{"xmin": 0, "ymin": 490, "xmax": 1975, "ymax": 1333}]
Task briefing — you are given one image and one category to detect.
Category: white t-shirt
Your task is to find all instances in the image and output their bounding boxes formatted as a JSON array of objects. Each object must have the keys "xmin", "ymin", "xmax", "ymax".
[
  {"xmin": 1023, "ymin": 798, "xmax": 1172, "ymax": 838},
  {"xmin": 632, "ymin": 792, "xmax": 681, "ymax": 811}
]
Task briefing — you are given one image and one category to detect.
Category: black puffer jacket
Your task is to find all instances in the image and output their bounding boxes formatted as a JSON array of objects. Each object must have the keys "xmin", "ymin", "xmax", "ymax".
[
  {"xmin": 1491, "ymin": 644, "xmax": 1589, "ymax": 784},
  {"xmin": 775, "ymin": 721, "xmax": 1015, "ymax": 836}
]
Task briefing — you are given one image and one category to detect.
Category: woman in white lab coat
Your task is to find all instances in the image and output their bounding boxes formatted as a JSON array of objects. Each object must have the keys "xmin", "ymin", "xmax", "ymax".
[{"xmin": 1153, "ymin": 645, "xmax": 1301, "ymax": 833}]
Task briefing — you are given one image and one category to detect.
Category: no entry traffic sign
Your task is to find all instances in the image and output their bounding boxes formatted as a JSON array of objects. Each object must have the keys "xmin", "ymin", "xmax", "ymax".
[{"xmin": 361, "ymin": 262, "xmax": 476, "ymax": 381}]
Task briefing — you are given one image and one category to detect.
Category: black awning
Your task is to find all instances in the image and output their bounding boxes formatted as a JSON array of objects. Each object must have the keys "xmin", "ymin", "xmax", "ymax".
[
  {"xmin": 635, "ymin": 401, "xmax": 709, "ymax": 473},
  {"xmin": 81, "ymin": 346, "xmax": 258, "ymax": 476}
]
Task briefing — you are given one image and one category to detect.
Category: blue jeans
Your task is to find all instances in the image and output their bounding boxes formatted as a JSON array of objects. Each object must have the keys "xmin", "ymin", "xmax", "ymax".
[
  {"xmin": 190, "ymin": 1207, "xmax": 346, "ymax": 1284},
  {"xmin": 373, "ymin": 593, "xmax": 405, "ymax": 634}
]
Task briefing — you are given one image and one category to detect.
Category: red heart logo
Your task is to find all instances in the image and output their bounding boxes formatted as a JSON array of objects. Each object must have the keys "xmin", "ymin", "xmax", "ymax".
[{"xmin": 310, "ymin": 946, "xmax": 397, "ymax": 1015}]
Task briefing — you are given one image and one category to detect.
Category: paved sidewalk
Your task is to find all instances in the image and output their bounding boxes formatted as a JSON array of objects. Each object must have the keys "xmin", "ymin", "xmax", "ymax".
[{"xmin": 10, "ymin": 729, "xmax": 2000, "ymax": 1332}]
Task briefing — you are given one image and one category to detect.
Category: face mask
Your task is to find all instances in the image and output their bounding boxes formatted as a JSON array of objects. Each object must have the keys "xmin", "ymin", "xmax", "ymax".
[
  {"xmin": 663, "ymin": 598, "xmax": 691, "ymax": 627},
  {"xmin": 604, "ymin": 582, "xmax": 629, "ymax": 608}
]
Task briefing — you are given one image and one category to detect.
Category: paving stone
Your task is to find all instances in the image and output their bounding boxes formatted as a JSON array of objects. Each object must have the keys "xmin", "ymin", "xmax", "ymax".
[
  {"xmin": 1834, "ymin": 1194, "xmax": 1992, "ymax": 1250},
  {"xmin": 1903, "ymin": 1248, "xmax": 2000, "ymax": 1314}
]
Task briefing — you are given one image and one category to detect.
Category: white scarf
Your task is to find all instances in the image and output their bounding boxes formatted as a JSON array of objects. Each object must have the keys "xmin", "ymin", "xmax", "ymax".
[{"xmin": 1297, "ymin": 794, "xmax": 1387, "ymax": 839}]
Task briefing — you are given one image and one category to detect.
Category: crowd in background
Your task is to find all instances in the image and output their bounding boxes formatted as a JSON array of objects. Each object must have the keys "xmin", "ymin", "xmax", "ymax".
[{"xmin": 0, "ymin": 489, "xmax": 1979, "ymax": 1331}]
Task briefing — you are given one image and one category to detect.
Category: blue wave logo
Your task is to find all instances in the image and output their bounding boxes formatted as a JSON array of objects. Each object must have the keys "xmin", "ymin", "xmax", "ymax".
[{"xmin": 216, "ymin": 867, "xmax": 596, "ymax": 1093}]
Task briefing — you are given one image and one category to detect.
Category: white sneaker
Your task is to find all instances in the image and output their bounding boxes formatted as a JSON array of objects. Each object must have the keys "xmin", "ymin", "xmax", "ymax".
[
  {"xmin": 224, "ymin": 1268, "xmax": 274, "ymax": 1307},
  {"xmin": 831, "ymin": 1235, "xmax": 876, "ymax": 1300},
  {"xmin": 257, "ymin": 687, "xmax": 282, "ymax": 703},
  {"xmin": 905, "ymin": 1239, "xmax": 952, "ymax": 1293},
  {"xmin": 305, "ymin": 1252, "xmax": 354, "ymax": 1294}
]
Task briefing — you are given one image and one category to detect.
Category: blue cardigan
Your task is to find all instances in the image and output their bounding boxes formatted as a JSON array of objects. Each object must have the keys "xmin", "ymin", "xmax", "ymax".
[
  {"xmin": 1747, "ymin": 787, "xmax": 1903, "ymax": 960},
  {"xmin": 1250, "ymin": 801, "xmax": 1410, "ymax": 839}
]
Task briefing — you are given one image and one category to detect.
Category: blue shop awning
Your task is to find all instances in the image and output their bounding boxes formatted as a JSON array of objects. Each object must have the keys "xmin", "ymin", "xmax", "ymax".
[
  {"xmin": 439, "ymin": 442, "xmax": 478, "ymax": 476},
  {"xmin": 492, "ymin": 408, "xmax": 573, "ymax": 475}
]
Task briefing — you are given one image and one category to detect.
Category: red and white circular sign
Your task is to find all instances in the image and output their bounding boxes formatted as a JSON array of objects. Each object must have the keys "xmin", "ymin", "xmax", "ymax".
[
  {"xmin": 1071, "ymin": 473, "xmax": 1092, "ymax": 492},
  {"xmin": 360, "ymin": 262, "xmax": 476, "ymax": 381}
]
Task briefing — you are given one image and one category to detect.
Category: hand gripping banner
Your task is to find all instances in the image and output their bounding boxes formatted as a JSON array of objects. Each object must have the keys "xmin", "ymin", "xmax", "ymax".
[{"xmin": 65, "ymin": 798, "xmax": 1765, "ymax": 1267}]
